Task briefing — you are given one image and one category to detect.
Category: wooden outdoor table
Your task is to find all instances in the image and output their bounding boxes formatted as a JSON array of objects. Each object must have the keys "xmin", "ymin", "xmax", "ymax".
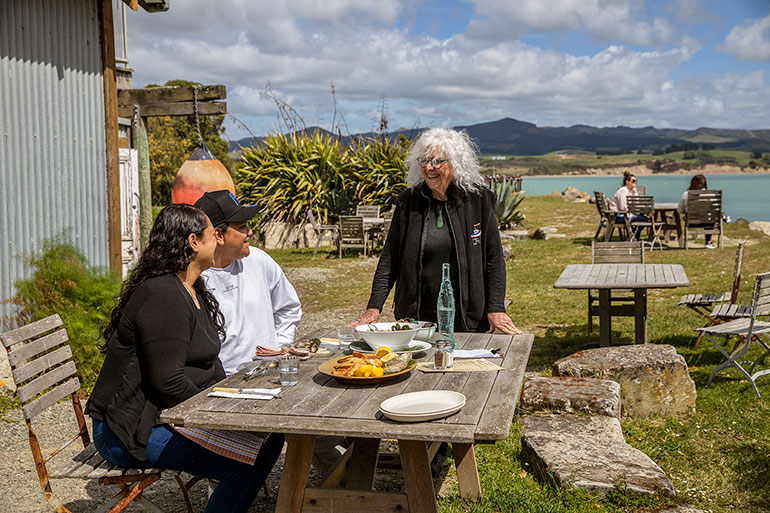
[
  {"xmin": 654, "ymin": 202, "xmax": 682, "ymax": 247},
  {"xmin": 554, "ymin": 264, "xmax": 689, "ymax": 346},
  {"xmin": 161, "ymin": 331, "xmax": 533, "ymax": 513}
]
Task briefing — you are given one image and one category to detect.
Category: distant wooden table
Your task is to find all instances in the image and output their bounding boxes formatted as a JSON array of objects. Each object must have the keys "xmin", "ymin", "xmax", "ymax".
[
  {"xmin": 161, "ymin": 331, "xmax": 533, "ymax": 513},
  {"xmin": 654, "ymin": 202, "xmax": 682, "ymax": 247},
  {"xmin": 554, "ymin": 264, "xmax": 689, "ymax": 346}
]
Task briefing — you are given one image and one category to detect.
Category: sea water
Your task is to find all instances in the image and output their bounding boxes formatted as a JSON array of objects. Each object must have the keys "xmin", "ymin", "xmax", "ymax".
[{"xmin": 521, "ymin": 173, "xmax": 770, "ymax": 222}]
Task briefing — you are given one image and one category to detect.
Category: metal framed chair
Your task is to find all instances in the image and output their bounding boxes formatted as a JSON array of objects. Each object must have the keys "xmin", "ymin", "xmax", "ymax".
[
  {"xmin": 0, "ymin": 314, "xmax": 198, "ymax": 513},
  {"xmin": 698, "ymin": 272, "xmax": 770, "ymax": 397},
  {"xmin": 338, "ymin": 215, "xmax": 367, "ymax": 258},
  {"xmin": 307, "ymin": 210, "xmax": 339, "ymax": 256},
  {"xmin": 587, "ymin": 241, "xmax": 645, "ymax": 336},
  {"xmin": 684, "ymin": 189, "xmax": 723, "ymax": 249},
  {"xmin": 679, "ymin": 241, "xmax": 745, "ymax": 347},
  {"xmin": 626, "ymin": 195, "xmax": 665, "ymax": 250}
]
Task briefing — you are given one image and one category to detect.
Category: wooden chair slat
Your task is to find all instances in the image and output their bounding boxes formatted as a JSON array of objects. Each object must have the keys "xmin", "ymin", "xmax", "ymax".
[
  {"xmin": 17, "ymin": 361, "xmax": 77, "ymax": 404},
  {"xmin": 13, "ymin": 345, "xmax": 73, "ymax": 384},
  {"xmin": 50, "ymin": 444, "xmax": 99, "ymax": 478},
  {"xmin": 0, "ymin": 314, "xmax": 63, "ymax": 349},
  {"xmin": 7, "ymin": 328, "xmax": 69, "ymax": 367},
  {"xmin": 21, "ymin": 377, "xmax": 80, "ymax": 420}
]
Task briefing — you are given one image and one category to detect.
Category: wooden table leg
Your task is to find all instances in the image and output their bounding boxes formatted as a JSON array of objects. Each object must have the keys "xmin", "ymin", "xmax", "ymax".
[
  {"xmin": 346, "ymin": 437, "xmax": 380, "ymax": 490},
  {"xmin": 634, "ymin": 289, "xmax": 647, "ymax": 344},
  {"xmin": 452, "ymin": 443, "xmax": 481, "ymax": 500},
  {"xmin": 399, "ymin": 439, "xmax": 438, "ymax": 513},
  {"xmin": 599, "ymin": 289, "xmax": 611, "ymax": 347},
  {"xmin": 276, "ymin": 434, "xmax": 315, "ymax": 513}
]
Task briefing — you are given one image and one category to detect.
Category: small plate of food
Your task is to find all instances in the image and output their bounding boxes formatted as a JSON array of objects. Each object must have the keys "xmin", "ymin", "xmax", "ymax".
[
  {"xmin": 317, "ymin": 348, "xmax": 416, "ymax": 384},
  {"xmin": 253, "ymin": 338, "xmax": 332, "ymax": 360}
]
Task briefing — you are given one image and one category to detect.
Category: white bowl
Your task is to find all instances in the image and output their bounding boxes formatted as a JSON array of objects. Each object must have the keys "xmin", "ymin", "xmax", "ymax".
[
  {"xmin": 355, "ymin": 322, "xmax": 420, "ymax": 351},
  {"xmin": 413, "ymin": 321, "xmax": 436, "ymax": 341}
]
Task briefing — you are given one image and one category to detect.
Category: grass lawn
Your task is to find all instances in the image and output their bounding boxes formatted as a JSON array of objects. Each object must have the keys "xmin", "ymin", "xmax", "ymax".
[{"xmin": 270, "ymin": 195, "xmax": 770, "ymax": 513}]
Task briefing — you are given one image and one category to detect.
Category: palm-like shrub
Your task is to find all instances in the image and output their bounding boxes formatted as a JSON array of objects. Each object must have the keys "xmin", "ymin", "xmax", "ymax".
[
  {"xmin": 487, "ymin": 178, "xmax": 526, "ymax": 229},
  {"xmin": 237, "ymin": 131, "xmax": 355, "ymax": 225},
  {"xmin": 349, "ymin": 135, "xmax": 410, "ymax": 209}
]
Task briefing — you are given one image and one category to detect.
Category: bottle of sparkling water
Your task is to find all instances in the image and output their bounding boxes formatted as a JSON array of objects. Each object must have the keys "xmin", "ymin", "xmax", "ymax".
[{"xmin": 437, "ymin": 263, "xmax": 456, "ymax": 349}]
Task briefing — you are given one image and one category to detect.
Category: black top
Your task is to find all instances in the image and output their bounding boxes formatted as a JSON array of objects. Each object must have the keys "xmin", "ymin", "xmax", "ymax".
[
  {"xmin": 367, "ymin": 182, "xmax": 506, "ymax": 332},
  {"xmin": 418, "ymin": 200, "xmax": 458, "ymax": 323},
  {"xmin": 86, "ymin": 274, "xmax": 225, "ymax": 461}
]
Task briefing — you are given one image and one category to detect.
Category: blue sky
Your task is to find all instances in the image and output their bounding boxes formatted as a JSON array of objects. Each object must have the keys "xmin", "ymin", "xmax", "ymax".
[{"xmin": 126, "ymin": 0, "xmax": 770, "ymax": 140}]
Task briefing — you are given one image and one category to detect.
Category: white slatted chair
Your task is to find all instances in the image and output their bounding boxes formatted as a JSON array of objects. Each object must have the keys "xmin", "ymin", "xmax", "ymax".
[
  {"xmin": 698, "ymin": 272, "xmax": 770, "ymax": 397},
  {"xmin": 338, "ymin": 215, "xmax": 367, "ymax": 258},
  {"xmin": 355, "ymin": 204, "xmax": 380, "ymax": 219},
  {"xmin": 0, "ymin": 314, "xmax": 198, "ymax": 513},
  {"xmin": 307, "ymin": 209, "xmax": 339, "ymax": 256}
]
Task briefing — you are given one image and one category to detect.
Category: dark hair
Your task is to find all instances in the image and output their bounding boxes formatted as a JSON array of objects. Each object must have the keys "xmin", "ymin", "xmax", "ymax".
[
  {"xmin": 101, "ymin": 204, "xmax": 225, "ymax": 348},
  {"xmin": 688, "ymin": 174, "xmax": 707, "ymax": 190},
  {"xmin": 622, "ymin": 171, "xmax": 636, "ymax": 186}
]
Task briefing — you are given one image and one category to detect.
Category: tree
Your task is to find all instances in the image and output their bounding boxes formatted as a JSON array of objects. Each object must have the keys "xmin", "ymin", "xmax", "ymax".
[{"xmin": 145, "ymin": 79, "xmax": 235, "ymax": 205}]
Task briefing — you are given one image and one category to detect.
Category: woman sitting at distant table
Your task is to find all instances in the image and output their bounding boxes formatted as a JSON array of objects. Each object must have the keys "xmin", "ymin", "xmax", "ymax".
[
  {"xmin": 85, "ymin": 204, "xmax": 284, "ymax": 513},
  {"xmin": 350, "ymin": 127, "xmax": 521, "ymax": 335},
  {"xmin": 678, "ymin": 173, "xmax": 715, "ymax": 249},
  {"xmin": 611, "ymin": 171, "xmax": 646, "ymax": 239}
]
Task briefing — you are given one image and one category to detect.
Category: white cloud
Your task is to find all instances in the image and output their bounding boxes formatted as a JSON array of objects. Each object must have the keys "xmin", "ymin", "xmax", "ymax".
[
  {"xmin": 466, "ymin": 0, "xmax": 676, "ymax": 46},
  {"xmin": 719, "ymin": 14, "xmax": 770, "ymax": 61}
]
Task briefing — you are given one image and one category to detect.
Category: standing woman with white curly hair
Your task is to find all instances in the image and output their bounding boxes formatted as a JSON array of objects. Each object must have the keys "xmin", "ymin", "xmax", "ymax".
[{"xmin": 351, "ymin": 128, "xmax": 522, "ymax": 335}]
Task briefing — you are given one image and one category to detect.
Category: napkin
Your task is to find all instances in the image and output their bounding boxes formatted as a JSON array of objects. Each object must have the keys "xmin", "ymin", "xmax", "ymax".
[
  {"xmin": 209, "ymin": 387, "xmax": 281, "ymax": 400},
  {"xmin": 452, "ymin": 349, "xmax": 501, "ymax": 359}
]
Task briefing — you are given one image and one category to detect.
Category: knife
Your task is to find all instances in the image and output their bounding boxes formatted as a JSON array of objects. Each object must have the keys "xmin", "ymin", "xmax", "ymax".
[
  {"xmin": 212, "ymin": 387, "xmax": 281, "ymax": 398},
  {"xmin": 490, "ymin": 347, "xmax": 503, "ymax": 355}
]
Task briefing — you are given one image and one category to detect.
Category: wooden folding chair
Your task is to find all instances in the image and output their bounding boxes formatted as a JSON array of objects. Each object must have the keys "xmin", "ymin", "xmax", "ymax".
[
  {"xmin": 679, "ymin": 241, "xmax": 745, "ymax": 347},
  {"xmin": 587, "ymin": 241, "xmax": 644, "ymax": 336},
  {"xmin": 626, "ymin": 195, "xmax": 665, "ymax": 250},
  {"xmin": 355, "ymin": 204, "xmax": 381, "ymax": 218},
  {"xmin": 698, "ymin": 272, "xmax": 770, "ymax": 397},
  {"xmin": 684, "ymin": 189, "xmax": 723, "ymax": 249},
  {"xmin": 307, "ymin": 210, "xmax": 339, "ymax": 256},
  {"xmin": 0, "ymin": 314, "xmax": 198, "ymax": 513}
]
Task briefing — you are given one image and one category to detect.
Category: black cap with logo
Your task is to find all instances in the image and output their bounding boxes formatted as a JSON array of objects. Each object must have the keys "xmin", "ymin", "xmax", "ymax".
[{"xmin": 193, "ymin": 190, "xmax": 258, "ymax": 227}]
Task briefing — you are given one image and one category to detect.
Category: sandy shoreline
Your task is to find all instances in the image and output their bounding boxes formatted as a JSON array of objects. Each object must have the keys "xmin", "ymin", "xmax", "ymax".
[{"xmin": 521, "ymin": 164, "xmax": 770, "ymax": 178}]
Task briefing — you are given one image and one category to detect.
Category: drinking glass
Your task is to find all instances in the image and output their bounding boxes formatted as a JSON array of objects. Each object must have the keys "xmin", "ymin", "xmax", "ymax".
[
  {"xmin": 278, "ymin": 355, "xmax": 299, "ymax": 386},
  {"xmin": 337, "ymin": 327, "xmax": 356, "ymax": 350}
]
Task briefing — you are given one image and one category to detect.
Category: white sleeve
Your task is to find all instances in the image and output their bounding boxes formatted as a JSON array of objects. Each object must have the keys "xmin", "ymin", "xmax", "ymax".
[
  {"xmin": 677, "ymin": 191, "xmax": 687, "ymax": 213},
  {"xmin": 266, "ymin": 259, "xmax": 302, "ymax": 346}
]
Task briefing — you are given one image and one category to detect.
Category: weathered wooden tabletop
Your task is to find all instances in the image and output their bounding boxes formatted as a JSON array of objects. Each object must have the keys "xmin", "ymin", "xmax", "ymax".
[
  {"xmin": 161, "ymin": 331, "xmax": 534, "ymax": 444},
  {"xmin": 553, "ymin": 263, "xmax": 689, "ymax": 290}
]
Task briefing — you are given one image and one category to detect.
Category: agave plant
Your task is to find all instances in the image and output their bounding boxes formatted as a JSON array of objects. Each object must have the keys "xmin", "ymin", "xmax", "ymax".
[{"xmin": 487, "ymin": 177, "xmax": 526, "ymax": 229}]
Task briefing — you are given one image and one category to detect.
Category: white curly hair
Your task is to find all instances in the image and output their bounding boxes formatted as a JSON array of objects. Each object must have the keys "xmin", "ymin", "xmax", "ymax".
[{"xmin": 405, "ymin": 128, "xmax": 485, "ymax": 193}]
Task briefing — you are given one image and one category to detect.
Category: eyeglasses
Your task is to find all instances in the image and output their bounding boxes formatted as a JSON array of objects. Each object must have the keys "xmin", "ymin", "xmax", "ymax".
[
  {"xmin": 418, "ymin": 156, "xmax": 449, "ymax": 168},
  {"xmin": 630, "ymin": 179, "xmax": 637, "ymax": 183}
]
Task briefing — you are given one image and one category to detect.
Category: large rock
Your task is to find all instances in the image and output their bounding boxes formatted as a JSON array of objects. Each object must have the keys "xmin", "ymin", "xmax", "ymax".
[
  {"xmin": 521, "ymin": 376, "xmax": 621, "ymax": 418},
  {"xmin": 521, "ymin": 414, "xmax": 675, "ymax": 497},
  {"xmin": 552, "ymin": 344, "xmax": 696, "ymax": 417}
]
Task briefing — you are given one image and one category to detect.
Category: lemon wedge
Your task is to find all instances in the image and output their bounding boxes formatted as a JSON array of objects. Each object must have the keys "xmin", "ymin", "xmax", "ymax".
[
  {"xmin": 374, "ymin": 347, "xmax": 393, "ymax": 358},
  {"xmin": 380, "ymin": 352, "xmax": 399, "ymax": 363}
]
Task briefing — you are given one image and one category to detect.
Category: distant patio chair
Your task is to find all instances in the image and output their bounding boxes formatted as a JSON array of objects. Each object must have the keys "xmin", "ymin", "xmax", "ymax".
[
  {"xmin": 355, "ymin": 204, "xmax": 380, "ymax": 219},
  {"xmin": 626, "ymin": 195, "xmax": 665, "ymax": 250},
  {"xmin": 339, "ymin": 215, "xmax": 367, "ymax": 258},
  {"xmin": 307, "ymin": 210, "xmax": 339, "ymax": 256},
  {"xmin": 588, "ymin": 241, "xmax": 644, "ymax": 336},
  {"xmin": 683, "ymin": 189, "xmax": 723, "ymax": 249},
  {"xmin": 679, "ymin": 241, "xmax": 745, "ymax": 347},
  {"xmin": 594, "ymin": 191, "xmax": 625, "ymax": 241},
  {"xmin": 698, "ymin": 272, "xmax": 770, "ymax": 397}
]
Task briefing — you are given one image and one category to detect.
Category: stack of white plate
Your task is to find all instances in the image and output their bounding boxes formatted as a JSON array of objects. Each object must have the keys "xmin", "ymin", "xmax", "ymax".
[{"xmin": 379, "ymin": 390, "xmax": 466, "ymax": 423}]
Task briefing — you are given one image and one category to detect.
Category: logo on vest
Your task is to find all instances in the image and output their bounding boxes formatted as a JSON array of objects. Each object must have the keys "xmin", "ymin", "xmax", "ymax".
[{"xmin": 471, "ymin": 224, "xmax": 482, "ymax": 245}]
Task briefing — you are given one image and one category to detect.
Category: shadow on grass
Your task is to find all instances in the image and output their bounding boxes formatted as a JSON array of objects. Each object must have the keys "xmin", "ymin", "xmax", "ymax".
[{"xmin": 728, "ymin": 439, "xmax": 770, "ymax": 511}]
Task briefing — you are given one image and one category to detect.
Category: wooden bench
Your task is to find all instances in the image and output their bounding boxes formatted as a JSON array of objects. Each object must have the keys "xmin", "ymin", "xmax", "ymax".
[{"xmin": 0, "ymin": 314, "xmax": 198, "ymax": 513}]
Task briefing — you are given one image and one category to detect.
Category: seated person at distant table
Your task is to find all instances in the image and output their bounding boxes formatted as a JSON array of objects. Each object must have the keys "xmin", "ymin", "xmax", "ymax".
[
  {"xmin": 194, "ymin": 190, "xmax": 346, "ymax": 474},
  {"xmin": 610, "ymin": 171, "xmax": 646, "ymax": 239}
]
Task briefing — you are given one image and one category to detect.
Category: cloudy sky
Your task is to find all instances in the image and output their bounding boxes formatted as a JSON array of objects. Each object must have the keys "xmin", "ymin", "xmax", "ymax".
[{"xmin": 125, "ymin": 0, "xmax": 770, "ymax": 140}]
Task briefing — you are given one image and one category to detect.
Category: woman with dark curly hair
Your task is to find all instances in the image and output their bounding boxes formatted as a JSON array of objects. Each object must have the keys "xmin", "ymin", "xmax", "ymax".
[{"xmin": 85, "ymin": 204, "xmax": 283, "ymax": 513}]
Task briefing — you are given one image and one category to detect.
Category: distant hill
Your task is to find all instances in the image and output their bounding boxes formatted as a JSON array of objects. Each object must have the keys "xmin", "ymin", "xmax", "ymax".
[{"xmin": 228, "ymin": 118, "xmax": 770, "ymax": 156}]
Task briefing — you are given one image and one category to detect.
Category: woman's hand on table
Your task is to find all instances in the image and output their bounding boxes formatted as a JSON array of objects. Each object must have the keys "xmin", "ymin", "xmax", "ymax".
[
  {"xmin": 487, "ymin": 312, "xmax": 523, "ymax": 335},
  {"xmin": 346, "ymin": 308, "xmax": 380, "ymax": 328}
]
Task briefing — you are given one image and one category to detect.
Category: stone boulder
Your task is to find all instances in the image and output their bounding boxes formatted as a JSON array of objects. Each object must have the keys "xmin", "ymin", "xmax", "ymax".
[
  {"xmin": 552, "ymin": 344, "xmax": 696, "ymax": 417},
  {"xmin": 521, "ymin": 376, "xmax": 621, "ymax": 418},
  {"xmin": 521, "ymin": 414, "xmax": 675, "ymax": 497}
]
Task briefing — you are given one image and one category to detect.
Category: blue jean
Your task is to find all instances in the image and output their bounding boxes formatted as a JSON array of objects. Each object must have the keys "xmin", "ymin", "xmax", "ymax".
[
  {"xmin": 93, "ymin": 420, "xmax": 284, "ymax": 513},
  {"xmin": 615, "ymin": 213, "xmax": 648, "ymax": 240}
]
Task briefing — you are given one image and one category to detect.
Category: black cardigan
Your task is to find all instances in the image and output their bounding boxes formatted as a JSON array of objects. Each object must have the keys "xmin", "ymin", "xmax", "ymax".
[
  {"xmin": 86, "ymin": 274, "xmax": 225, "ymax": 461},
  {"xmin": 367, "ymin": 182, "xmax": 507, "ymax": 332}
]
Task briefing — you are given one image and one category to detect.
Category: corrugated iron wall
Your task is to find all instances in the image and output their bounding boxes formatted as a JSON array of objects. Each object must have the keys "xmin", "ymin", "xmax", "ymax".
[{"xmin": 0, "ymin": 0, "xmax": 108, "ymax": 320}]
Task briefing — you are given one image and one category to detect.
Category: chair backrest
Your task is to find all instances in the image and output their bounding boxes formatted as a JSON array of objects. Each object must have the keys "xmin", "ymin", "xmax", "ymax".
[
  {"xmin": 686, "ymin": 189, "xmax": 722, "ymax": 225},
  {"xmin": 731, "ymin": 241, "xmax": 746, "ymax": 304},
  {"xmin": 626, "ymin": 195, "xmax": 655, "ymax": 216},
  {"xmin": 0, "ymin": 314, "xmax": 90, "ymax": 474},
  {"xmin": 592, "ymin": 241, "xmax": 645, "ymax": 264},
  {"xmin": 637, "ymin": 185, "xmax": 647, "ymax": 196},
  {"xmin": 747, "ymin": 273, "xmax": 770, "ymax": 337},
  {"xmin": 594, "ymin": 191, "xmax": 610, "ymax": 216},
  {"xmin": 339, "ymin": 215, "xmax": 365, "ymax": 243},
  {"xmin": 355, "ymin": 204, "xmax": 380, "ymax": 218}
]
